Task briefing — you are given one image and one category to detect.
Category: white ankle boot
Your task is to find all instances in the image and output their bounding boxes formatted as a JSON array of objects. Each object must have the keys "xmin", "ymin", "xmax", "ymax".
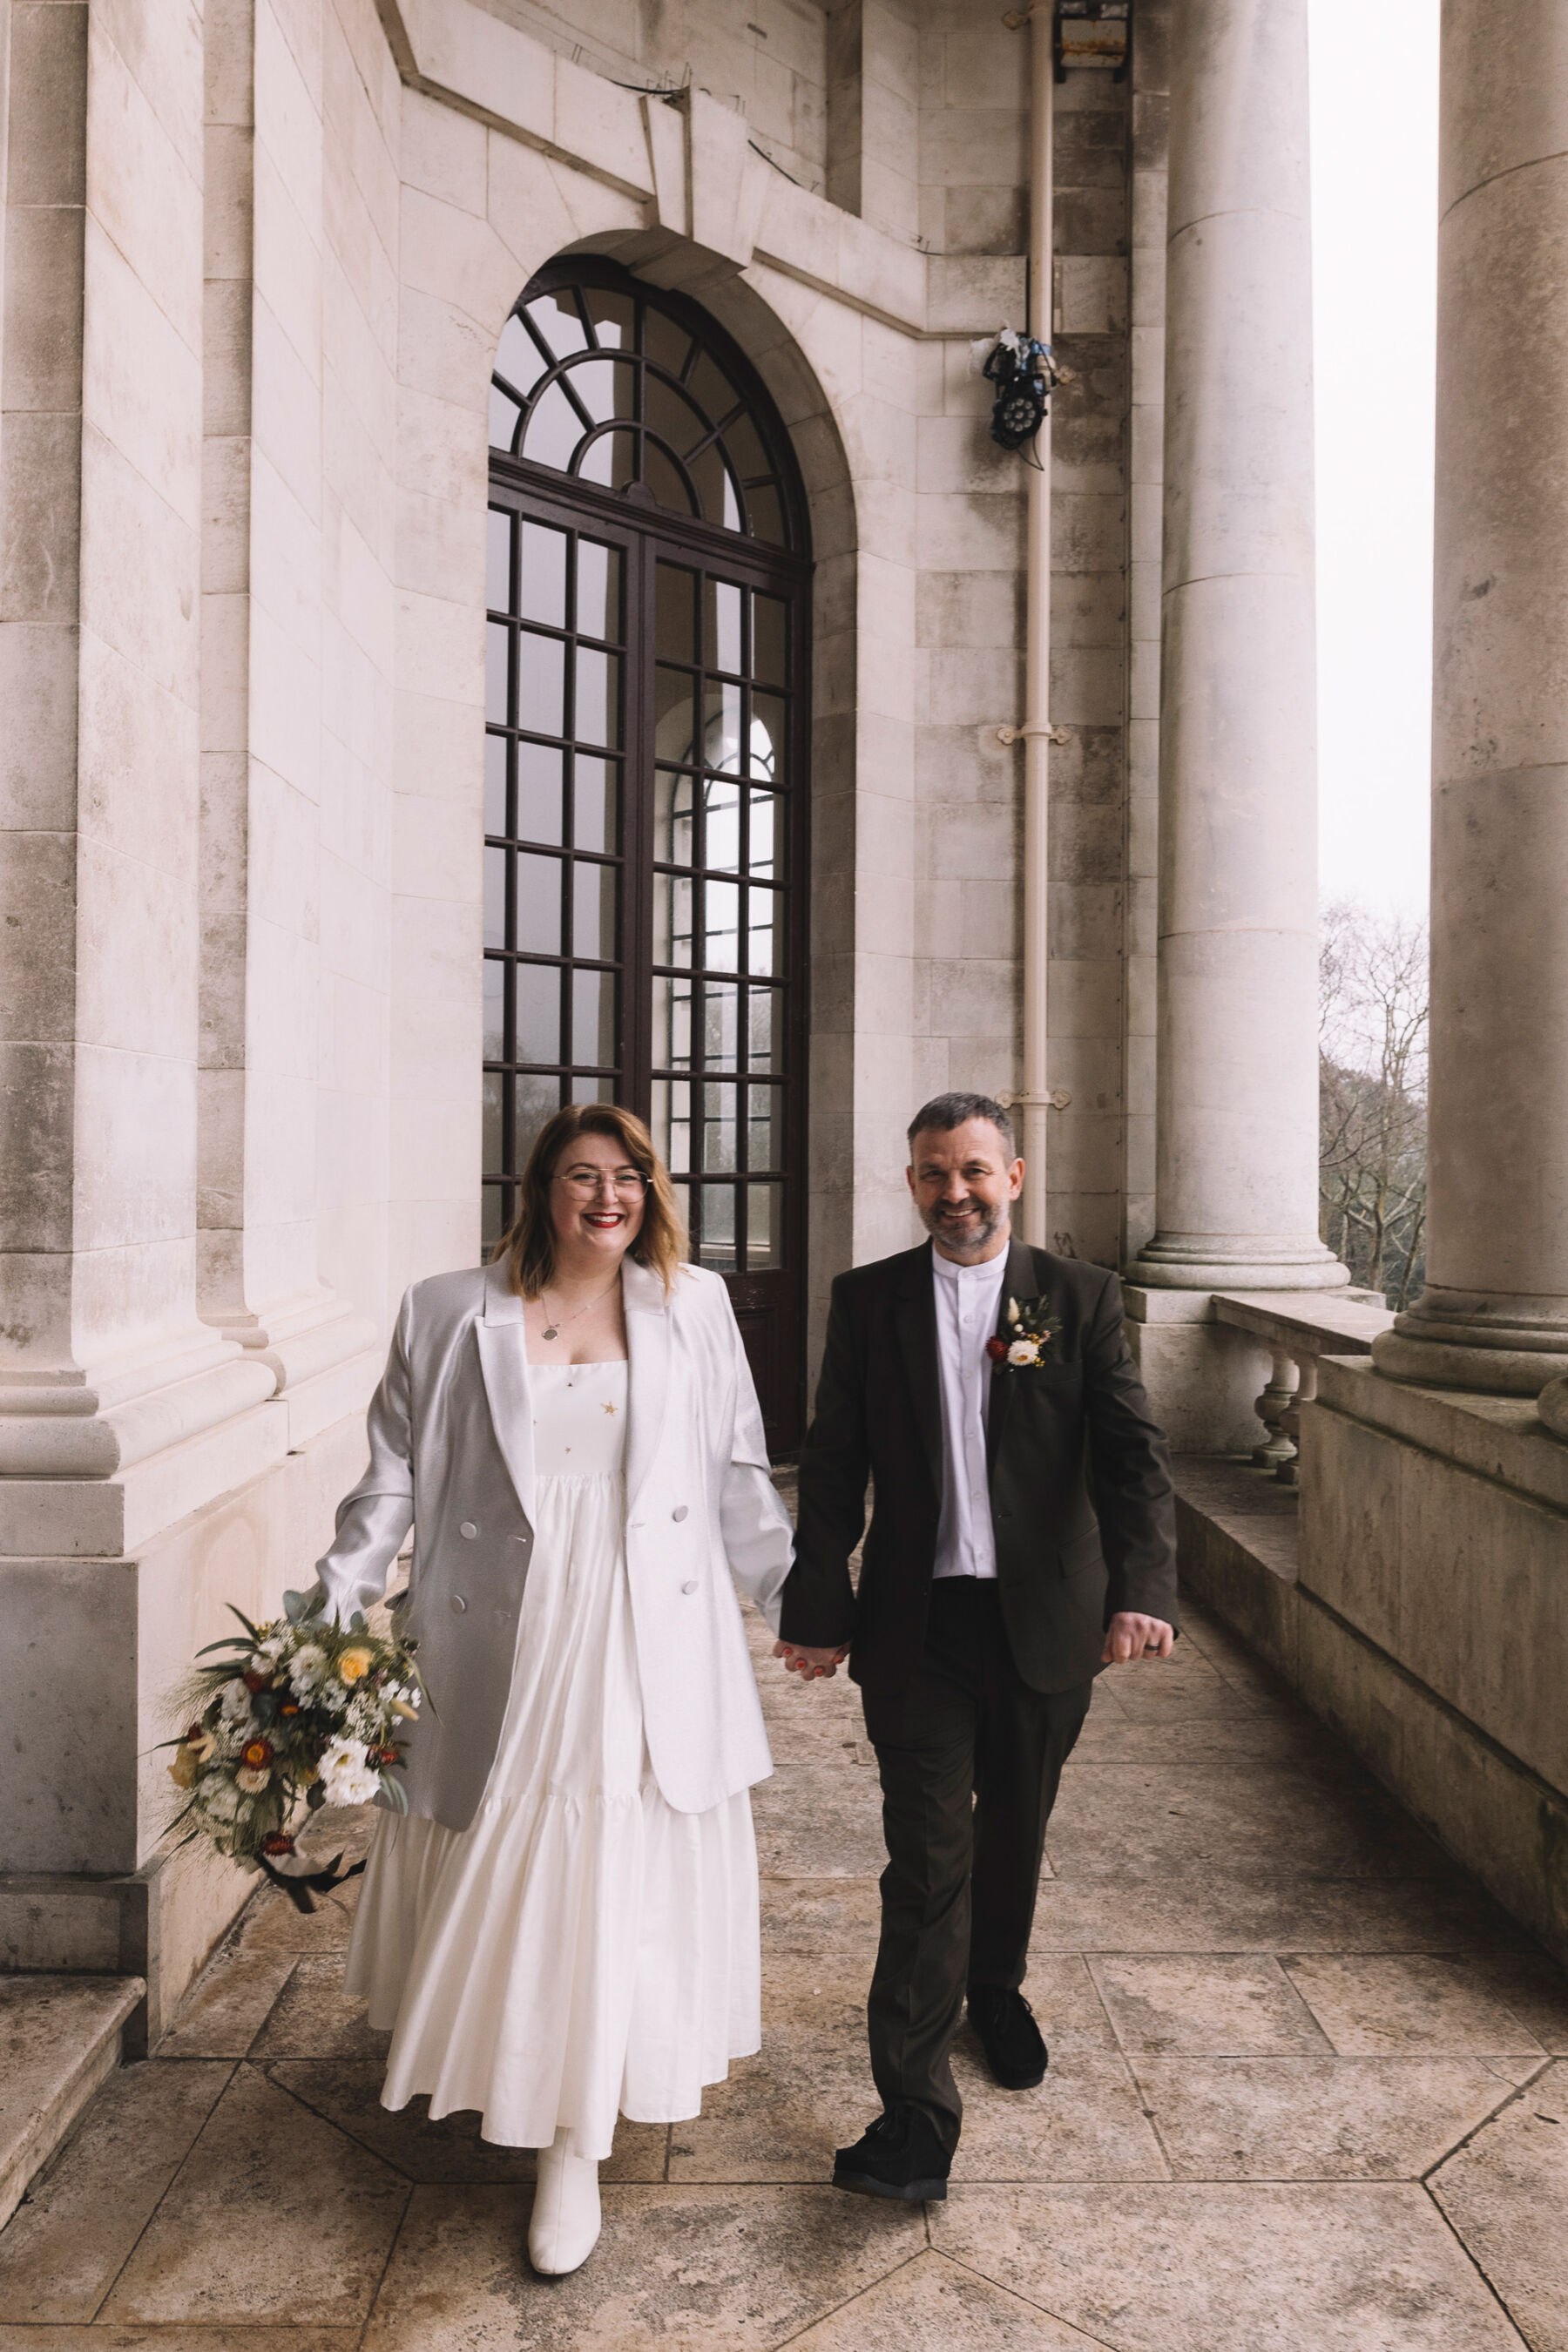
[{"xmin": 528, "ymin": 2127, "xmax": 601, "ymax": 2275}]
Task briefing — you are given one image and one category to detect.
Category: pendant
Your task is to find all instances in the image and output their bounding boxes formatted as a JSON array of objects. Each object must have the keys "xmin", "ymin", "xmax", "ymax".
[{"xmin": 542, "ymin": 1326, "xmax": 558, "ymax": 1341}]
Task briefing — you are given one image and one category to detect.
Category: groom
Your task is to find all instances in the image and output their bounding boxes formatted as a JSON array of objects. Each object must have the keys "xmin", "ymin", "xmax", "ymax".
[{"xmin": 775, "ymin": 1092, "xmax": 1178, "ymax": 2200}]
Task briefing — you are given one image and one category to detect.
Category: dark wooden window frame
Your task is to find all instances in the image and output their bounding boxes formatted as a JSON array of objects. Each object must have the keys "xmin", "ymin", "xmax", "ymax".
[{"xmin": 484, "ymin": 261, "xmax": 813, "ymax": 1446}]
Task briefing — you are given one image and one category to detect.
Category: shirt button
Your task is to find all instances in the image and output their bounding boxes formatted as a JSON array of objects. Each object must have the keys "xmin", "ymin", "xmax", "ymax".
[
  {"xmin": 681, "ymin": 1579, "xmax": 698, "ymax": 1595},
  {"xmin": 672, "ymin": 1504, "xmax": 688, "ymax": 1522},
  {"xmin": 460, "ymin": 1521, "xmax": 477, "ymax": 1538},
  {"xmin": 449, "ymin": 1594, "xmax": 468, "ymax": 1614}
]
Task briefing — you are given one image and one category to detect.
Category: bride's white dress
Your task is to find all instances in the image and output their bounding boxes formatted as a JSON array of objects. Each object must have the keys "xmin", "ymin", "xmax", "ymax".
[{"xmin": 342, "ymin": 1358, "xmax": 760, "ymax": 2157}]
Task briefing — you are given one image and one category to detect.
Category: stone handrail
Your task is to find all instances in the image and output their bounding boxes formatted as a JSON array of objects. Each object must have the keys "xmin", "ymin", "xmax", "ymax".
[{"xmin": 1212, "ymin": 1290, "xmax": 1396, "ymax": 1485}]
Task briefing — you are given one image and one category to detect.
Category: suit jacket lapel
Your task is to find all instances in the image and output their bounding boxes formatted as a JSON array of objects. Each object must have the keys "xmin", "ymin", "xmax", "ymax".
[
  {"xmin": 623, "ymin": 1256, "xmax": 669, "ymax": 1516},
  {"xmin": 987, "ymin": 1236, "xmax": 1040, "ymax": 1475},
  {"xmin": 476, "ymin": 1260, "xmax": 537, "ymax": 1526},
  {"xmin": 893, "ymin": 1241, "xmax": 944, "ymax": 1505}
]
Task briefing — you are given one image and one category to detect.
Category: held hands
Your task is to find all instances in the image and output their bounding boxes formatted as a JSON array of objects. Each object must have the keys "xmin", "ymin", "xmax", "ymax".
[
  {"xmin": 1102, "ymin": 1611, "xmax": 1176, "ymax": 1666},
  {"xmin": 772, "ymin": 1639, "xmax": 849, "ymax": 1681}
]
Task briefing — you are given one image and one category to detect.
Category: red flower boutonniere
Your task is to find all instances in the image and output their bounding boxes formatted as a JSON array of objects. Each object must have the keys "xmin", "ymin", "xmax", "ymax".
[{"xmin": 987, "ymin": 1294, "xmax": 1063, "ymax": 1371}]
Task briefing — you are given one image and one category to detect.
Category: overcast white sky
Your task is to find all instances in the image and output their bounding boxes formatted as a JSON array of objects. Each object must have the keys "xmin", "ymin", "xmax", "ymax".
[{"xmin": 1309, "ymin": 0, "xmax": 1440, "ymax": 917}]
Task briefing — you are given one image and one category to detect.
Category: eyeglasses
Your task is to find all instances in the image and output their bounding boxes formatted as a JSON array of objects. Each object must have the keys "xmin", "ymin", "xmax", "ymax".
[{"xmin": 553, "ymin": 1167, "xmax": 649, "ymax": 1200}]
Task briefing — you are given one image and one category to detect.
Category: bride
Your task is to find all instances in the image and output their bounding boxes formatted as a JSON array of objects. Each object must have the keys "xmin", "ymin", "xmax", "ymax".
[{"xmin": 305, "ymin": 1103, "xmax": 794, "ymax": 2275}]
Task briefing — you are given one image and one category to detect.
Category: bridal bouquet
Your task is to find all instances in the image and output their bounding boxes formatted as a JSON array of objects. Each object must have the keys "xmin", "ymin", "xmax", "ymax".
[{"xmin": 163, "ymin": 1591, "xmax": 429, "ymax": 1909}]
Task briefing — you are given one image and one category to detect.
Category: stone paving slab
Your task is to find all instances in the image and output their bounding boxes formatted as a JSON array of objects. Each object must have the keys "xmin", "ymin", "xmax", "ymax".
[{"xmin": 1, "ymin": 1594, "xmax": 1564, "ymax": 2349}]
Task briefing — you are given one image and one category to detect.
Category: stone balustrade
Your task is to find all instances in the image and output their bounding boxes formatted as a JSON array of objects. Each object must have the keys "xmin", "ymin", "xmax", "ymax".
[{"xmin": 1211, "ymin": 1290, "xmax": 1395, "ymax": 1485}]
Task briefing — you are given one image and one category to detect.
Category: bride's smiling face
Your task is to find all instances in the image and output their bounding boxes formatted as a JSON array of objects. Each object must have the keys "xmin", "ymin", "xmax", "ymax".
[{"xmin": 547, "ymin": 1132, "xmax": 648, "ymax": 1267}]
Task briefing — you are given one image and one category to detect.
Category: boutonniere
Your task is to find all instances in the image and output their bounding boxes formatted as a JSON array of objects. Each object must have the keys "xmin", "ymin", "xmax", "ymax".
[{"xmin": 986, "ymin": 1294, "xmax": 1063, "ymax": 1371}]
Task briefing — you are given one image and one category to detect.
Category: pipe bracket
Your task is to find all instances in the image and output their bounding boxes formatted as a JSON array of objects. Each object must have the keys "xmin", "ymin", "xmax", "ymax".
[
  {"xmin": 997, "ymin": 1088, "xmax": 1073, "ymax": 1112},
  {"xmin": 996, "ymin": 721, "xmax": 1071, "ymax": 747}
]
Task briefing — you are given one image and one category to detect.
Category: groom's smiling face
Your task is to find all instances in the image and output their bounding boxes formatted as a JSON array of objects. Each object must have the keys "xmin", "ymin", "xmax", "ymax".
[{"xmin": 907, "ymin": 1118, "xmax": 1024, "ymax": 1261}]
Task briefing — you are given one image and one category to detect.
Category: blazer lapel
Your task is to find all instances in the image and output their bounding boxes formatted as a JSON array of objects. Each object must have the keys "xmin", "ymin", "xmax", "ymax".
[
  {"xmin": 623, "ymin": 1256, "xmax": 669, "ymax": 1516},
  {"xmin": 476, "ymin": 1260, "xmax": 537, "ymax": 1526},
  {"xmin": 987, "ymin": 1236, "xmax": 1040, "ymax": 1475},
  {"xmin": 892, "ymin": 1242, "xmax": 944, "ymax": 1504}
]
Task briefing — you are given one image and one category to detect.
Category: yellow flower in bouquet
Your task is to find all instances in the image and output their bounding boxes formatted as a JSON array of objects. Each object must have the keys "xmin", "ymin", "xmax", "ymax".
[{"xmin": 337, "ymin": 1646, "xmax": 374, "ymax": 1684}]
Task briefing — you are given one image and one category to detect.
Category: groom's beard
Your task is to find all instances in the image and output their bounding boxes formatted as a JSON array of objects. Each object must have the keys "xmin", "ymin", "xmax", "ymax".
[{"xmin": 920, "ymin": 1194, "xmax": 1009, "ymax": 1260}]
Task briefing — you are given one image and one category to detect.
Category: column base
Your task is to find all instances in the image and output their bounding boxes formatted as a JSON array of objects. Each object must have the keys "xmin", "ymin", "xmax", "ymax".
[
  {"xmin": 1126, "ymin": 1232, "xmax": 1349, "ymax": 1292},
  {"xmin": 1373, "ymin": 1288, "xmax": 1568, "ymax": 1396}
]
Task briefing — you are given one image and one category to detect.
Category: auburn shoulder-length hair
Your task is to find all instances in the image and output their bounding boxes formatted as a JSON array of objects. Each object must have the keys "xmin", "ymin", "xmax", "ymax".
[{"xmin": 493, "ymin": 1102, "xmax": 686, "ymax": 1299}]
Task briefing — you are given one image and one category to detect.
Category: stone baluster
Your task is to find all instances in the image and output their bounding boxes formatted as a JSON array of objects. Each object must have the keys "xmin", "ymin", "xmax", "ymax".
[
  {"xmin": 1275, "ymin": 1356, "xmax": 1319, "ymax": 1489},
  {"xmin": 1252, "ymin": 1350, "xmax": 1301, "ymax": 1472}
]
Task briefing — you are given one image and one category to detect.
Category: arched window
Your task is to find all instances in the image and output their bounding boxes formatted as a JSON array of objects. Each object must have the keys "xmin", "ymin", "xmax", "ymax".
[{"xmin": 484, "ymin": 260, "xmax": 811, "ymax": 1443}]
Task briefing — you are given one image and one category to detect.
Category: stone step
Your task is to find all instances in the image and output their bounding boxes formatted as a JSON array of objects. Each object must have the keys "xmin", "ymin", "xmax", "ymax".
[{"xmin": 0, "ymin": 1974, "xmax": 145, "ymax": 2232}]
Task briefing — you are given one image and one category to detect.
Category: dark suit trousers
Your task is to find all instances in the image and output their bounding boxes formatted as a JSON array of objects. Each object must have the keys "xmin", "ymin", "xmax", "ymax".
[{"xmin": 861, "ymin": 1578, "xmax": 1092, "ymax": 2153}]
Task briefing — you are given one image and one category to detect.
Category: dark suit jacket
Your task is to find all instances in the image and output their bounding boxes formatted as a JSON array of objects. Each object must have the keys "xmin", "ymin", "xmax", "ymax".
[{"xmin": 779, "ymin": 1237, "xmax": 1179, "ymax": 1696}]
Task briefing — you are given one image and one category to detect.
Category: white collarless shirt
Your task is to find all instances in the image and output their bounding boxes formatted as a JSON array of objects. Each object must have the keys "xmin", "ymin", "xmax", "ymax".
[{"xmin": 930, "ymin": 1243, "xmax": 1010, "ymax": 1580}]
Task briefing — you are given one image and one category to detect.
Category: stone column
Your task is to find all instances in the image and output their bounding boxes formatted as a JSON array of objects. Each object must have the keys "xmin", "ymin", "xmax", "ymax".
[
  {"xmin": 1375, "ymin": 0, "xmax": 1568, "ymax": 1396},
  {"xmin": 1125, "ymin": 0, "xmax": 1344, "ymax": 1297}
]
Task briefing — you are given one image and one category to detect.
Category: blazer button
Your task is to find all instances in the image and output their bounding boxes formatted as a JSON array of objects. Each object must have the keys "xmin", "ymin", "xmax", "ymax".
[
  {"xmin": 672, "ymin": 1504, "xmax": 689, "ymax": 1522},
  {"xmin": 460, "ymin": 1521, "xmax": 478, "ymax": 1538},
  {"xmin": 449, "ymin": 1594, "xmax": 468, "ymax": 1614},
  {"xmin": 681, "ymin": 1579, "xmax": 698, "ymax": 1596}
]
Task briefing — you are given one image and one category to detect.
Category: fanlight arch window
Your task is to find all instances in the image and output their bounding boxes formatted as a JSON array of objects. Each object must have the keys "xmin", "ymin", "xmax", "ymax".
[{"xmin": 490, "ymin": 277, "xmax": 801, "ymax": 551}]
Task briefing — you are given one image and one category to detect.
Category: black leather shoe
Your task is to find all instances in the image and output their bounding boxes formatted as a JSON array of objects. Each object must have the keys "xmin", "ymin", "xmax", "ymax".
[
  {"xmin": 833, "ymin": 2104, "xmax": 950, "ymax": 2201},
  {"xmin": 967, "ymin": 1985, "xmax": 1048, "ymax": 2089}
]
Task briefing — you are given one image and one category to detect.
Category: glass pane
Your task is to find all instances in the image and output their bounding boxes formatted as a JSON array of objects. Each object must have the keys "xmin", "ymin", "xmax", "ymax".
[
  {"xmin": 747, "ymin": 1084, "xmax": 782, "ymax": 1173},
  {"xmin": 576, "ymin": 542, "xmax": 621, "ymax": 642},
  {"xmin": 489, "ymin": 382, "xmax": 522, "ymax": 455},
  {"xmin": 516, "ymin": 1070, "xmax": 562, "ymax": 1163},
  {"xmin": 747, "ymin": 883, "xmax": 785, "ymax": 977},
  {"xmin": 644, "ymin": 372, "xmax": 706, "ymax": 455},
  {"xmin": 517, "ymin": 632, "xmax": 564, "ymax": 737},
  {"xmin": 569, "ymin": 354, "xmax": 635, "ymax": 425},
  {"xmin": 486, "ymin": 509, "xmax": 512, "ymax": 612},
  {"xmin": 687, "ymin": 348, "xmax": 738, "ymax": 426},
  {"xmin": 747, "ymin": 983, "xmax": 784, "ymax": 1072},
  {"xmin": 750, "ymin": 691, "xmax": 785, "ymax": 783},
  {"xmin": 702, "ymin": 679, "xmax": 743, "ymax": 774},
  {"xmin": 654, "ymin": 772, "xmax": 694, "ymax": 868},
  {"xmin": 517, "ymin": 963, "xmax": 563, "ymax": 1064},
  {"xmin": 644, "ymin": 440, "xmax": 696, "ymax": 515},
  {"xmin": 753, "ymin": 595, "xmax": 787, "ymax": 686},
  {"xmin": 701, "ymin": 1081, "xmax": 739, "ymax": 1172},
  {"xmin": 516, "ymin": 852, "xmax": 563, "ymax": 955},
  {"xmin": 572, "ymin": 860, "xmax": 617, "ymax": 961},
  {"xmin": 652, "ymin": 974, "xmax": 693, "ymax": 1072},
  {"xmin": 725, "ymin": 409, "xmax": 770, "ymax": 490},
  {"xmin": 583, "ymin": 286, "xmax": 634, "ymax": 350},
  {"xmin": 643, "ymin": 308, "xmax": 691, "ymax": 378},
  {"xmin": 517, "ymin": 742, "xmax": 564, "ymax": 844},
  {"xmin": 704, "ymin": 979, "xmax": 740, "ymax": 1071},
  {"xmin": 483, "ymin": 956, "xmax": 506, "ymax": 1058},
  {"xmin": 704, "ymin": 879, "xmax": 740, "ymax": 974},
  {"xmin": 651, "ymin": 1078, "xmax": 692, "ymax": 1174},
  {"xmin": 481, "ymin": 1180, "xmax": 508, "ymax": 1253},
  {"xmin": 484, "ymin": 733, "xmax": 508, "ymax": 835},
  {"xmin": 656, "ymin": 564, "xmax": 696, "ymax": 662},
  {"xmin": 524, "ymin": 290, "xmax": 589, "ymax": 362},
  {"xmin": 576, "ymin": 423, "xmax": 637, "ymax": 492},
  {"xmin": 483, "ymin": 843, "xmax": 508, "ymax": 950},
  {"xmin": 519, "ymin": 523, "xmax": 567, "ymax": 627},
  {"xmin": 685, "ymin": 439, "xmax": 730, "ymax": 530},
  {"xmin": 722, "ymin": 467, "xmax": 742, "ymax": 534},
  {"xmin": 652, "ymin": 868, "xmax": 693, "ymax": 969},
  {"xmin": 698, "ymin": 1183, "xmax": 737, "ymax": 1270},
  {"xmin": 521, "ymin": 378, "xmax": 580, "ymax": 472},
  {"xmin": 571, "ymin": 966, "xmax": 616, "ymax": 1068},
  {"xmin": 747, "ymin": 481, "xmax": 785, "ymax": 545},
  {"xmin": 654, "ymin": 668, "xmax": 697, "ymax": 764},
  {"xmin": 571, "ymin": 1072, "xmax": 615, "ymax": 1105},
  {"xmin": 496, "ymin": 309, "xmax": 548, "ymax": 395},
  {"xmin": 704, "ymin": 578, "xmax": 743, "ymax": 674},
  {"xmin": 704, "ymin": 776, "xmax": 742, "ymax": 875},
  {"xmin": 575, "ymin": 648, "xmax": 620, "ymax": 747},
  {"xmin": 746, "ymin": 1180, "xmax": 783, "ymax": 1267},
  {"xmin": 573, "ymin": 756, "xmax": 618, "ymax": 855},
  {"xmin": 483, "ymin": 1071, "xmax": 504, "ymax": 1173},
  {"xmin": 748, "ymin": 788, "xmax": 781, "ymax": 879},
  {"xmin": 485, "ymin": 620, "xmax": 510, "ymax": 726}
]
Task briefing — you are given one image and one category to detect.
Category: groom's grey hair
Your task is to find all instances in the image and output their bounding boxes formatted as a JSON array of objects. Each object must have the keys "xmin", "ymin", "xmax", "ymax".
[{"xmin": 906, "ymin": 1091, "xmax": 1016, "ymax": 1159}]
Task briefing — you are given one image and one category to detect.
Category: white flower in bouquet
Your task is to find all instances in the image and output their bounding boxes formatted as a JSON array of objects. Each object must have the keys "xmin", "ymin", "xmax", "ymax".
[
  {"xmin": 219, "ymin": 1677, "xmax": 253, "ymax": 1724},
  {"xmin": 288, "ymin": 1643, "xmax": 328, "ymax": 1699},
  {"xmin": 319, "ymin": 1735, "xmax": 382, "ymax": 1807},
  {"xmin": 199, "ymin": 1780, "xmax": 241, "ymax": 1822}
]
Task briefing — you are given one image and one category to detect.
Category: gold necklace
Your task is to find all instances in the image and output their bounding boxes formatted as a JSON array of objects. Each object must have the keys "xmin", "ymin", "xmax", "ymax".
[{"xmin": 540, "ymin": 1275, "xmax": 619, "ymax": 1343}]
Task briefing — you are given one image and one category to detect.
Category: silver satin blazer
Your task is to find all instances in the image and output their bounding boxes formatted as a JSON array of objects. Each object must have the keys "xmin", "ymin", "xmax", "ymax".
[{"xmin": 308, "ymin": 1256, "xmax": 794, "ymax": 1829}]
